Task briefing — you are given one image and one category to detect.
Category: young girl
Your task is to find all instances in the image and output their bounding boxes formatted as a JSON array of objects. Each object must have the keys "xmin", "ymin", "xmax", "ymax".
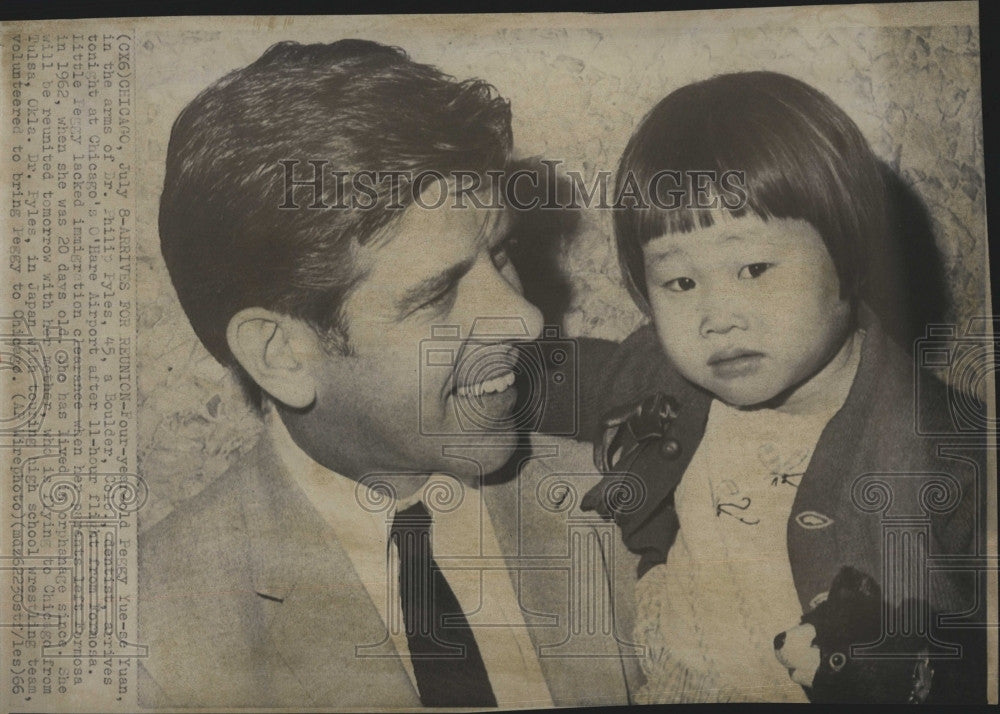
[{"xmin": 576, "ymin": 72, "xmax": 985, "ymax": 703}]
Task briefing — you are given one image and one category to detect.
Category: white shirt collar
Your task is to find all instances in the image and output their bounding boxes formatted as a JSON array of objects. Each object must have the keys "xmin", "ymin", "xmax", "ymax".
[
  {"xmin": 264, "ymin": 405, "xmax": 478, "ymax": 553},
  {"xmin": 264, "ymin": 406, "xmax": 554, "ymax": 708}
]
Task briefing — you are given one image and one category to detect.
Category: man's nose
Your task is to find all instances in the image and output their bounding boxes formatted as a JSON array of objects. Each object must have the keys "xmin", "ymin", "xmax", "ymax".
[
  {"xmin": 467, "ymin": 267, "xmax": 543, "ymax": 342},
  {"xmin": 468, "ymin": 314, "xmax": 542, "ymax": 341}
]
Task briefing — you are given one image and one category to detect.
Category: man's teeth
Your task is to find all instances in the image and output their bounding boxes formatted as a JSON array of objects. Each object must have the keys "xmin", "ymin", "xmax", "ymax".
[{"xmin": 456, "ymin": 371, "xmax": 516, "ymax": 398}]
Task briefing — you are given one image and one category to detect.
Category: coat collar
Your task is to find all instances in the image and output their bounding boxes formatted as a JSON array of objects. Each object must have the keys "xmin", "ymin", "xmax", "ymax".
[
  {"xmin": 237, "ymin": 436, "xmax": 421, "ymax": 706},
  {"xmin": 785, "ymin": 304, "xmax": 890, "ymax": 609},
  {"xmin": 236, "ymin": 431, "xmax": 629, "ymax": 707}
]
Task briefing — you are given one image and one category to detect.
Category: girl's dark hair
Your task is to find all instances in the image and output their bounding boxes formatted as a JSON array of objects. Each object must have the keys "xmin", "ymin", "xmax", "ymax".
[{"xmin": 614, "ymin": 71, "xmax": 887, "ymax": 313}]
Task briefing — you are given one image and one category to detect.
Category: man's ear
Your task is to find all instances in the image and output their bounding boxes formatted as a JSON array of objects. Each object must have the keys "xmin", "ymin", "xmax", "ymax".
[{"xmin": 226, "ymin": 307, "xmax": 317, "ymax": 409}]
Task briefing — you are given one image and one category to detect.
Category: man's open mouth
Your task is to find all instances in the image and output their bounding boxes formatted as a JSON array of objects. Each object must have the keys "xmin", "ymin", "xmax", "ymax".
[
  {"xmin": 448, "ymin": 342, "xmax": 521, "ymax": 400},
  {"xmin": 455, "ymin": 369, "xmax": 516, "ymax": 398}
]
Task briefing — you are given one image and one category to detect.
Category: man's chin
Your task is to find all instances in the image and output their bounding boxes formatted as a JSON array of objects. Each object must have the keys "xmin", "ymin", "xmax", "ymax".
[{"xmin": 425, "ymin": 431, "xmax": 521, "ymax": 480}]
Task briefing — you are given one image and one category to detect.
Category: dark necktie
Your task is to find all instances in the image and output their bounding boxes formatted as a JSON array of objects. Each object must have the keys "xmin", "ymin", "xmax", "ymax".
[{"xmin": 391, "ymin": 501, "xmax": 497, "ymax": 707}]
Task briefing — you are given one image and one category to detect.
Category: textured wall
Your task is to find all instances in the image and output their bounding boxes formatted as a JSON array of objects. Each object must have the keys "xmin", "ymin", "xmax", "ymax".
[{"xmin": 135, "ymin": 9, "xmax": 987, "ymax": 530}]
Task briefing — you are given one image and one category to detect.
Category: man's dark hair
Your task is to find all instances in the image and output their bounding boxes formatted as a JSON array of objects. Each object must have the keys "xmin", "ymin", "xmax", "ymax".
[
  {"xmin": 613, "ymin": 70, "xmax": 887, "ymax": 313},
  {"xmin": 159, "ymin": 40, "xmax": 513, "ymax": 406}
]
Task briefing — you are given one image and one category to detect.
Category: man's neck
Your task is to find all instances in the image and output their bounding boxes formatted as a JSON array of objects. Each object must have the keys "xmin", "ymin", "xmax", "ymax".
[{"xmin": 268, "ymin": 401, "xmax": 431, "ymax": 502}]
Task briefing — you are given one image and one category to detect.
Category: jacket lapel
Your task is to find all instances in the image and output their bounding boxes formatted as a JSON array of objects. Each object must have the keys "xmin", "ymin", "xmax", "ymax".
[
  {"xmin": 235, "ymin": 433, "xmax": 632, "ymax": 707},
  {"xmin": 238, "ymin": 440, "xmax": 419, "ymax": 707},
  {"xmin": 788, "ymin": 308, "xmax": 885, "ymax": 611}
]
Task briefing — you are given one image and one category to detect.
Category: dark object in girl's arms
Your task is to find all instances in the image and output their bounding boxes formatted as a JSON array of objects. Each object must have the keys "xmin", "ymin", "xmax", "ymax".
[{"xmin": 773, "ymin": 566, "xmax": 985, "ymax": 704}]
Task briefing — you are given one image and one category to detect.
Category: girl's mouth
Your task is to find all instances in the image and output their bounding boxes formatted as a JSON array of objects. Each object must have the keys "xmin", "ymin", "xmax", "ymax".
[{"xmin": 707, "ymin": 349, "xmax": 765, "ymax": 378}]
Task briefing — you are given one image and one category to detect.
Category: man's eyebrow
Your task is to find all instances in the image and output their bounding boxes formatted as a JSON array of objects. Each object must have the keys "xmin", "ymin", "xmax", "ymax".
[{"xmin": 396, "ymin": 258, "xmax": 475, "ymax": 315}]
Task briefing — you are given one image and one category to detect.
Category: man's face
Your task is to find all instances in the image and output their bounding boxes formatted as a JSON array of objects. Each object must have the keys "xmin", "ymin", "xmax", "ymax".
[
  {"xmin": 287, "ymin": 190, "xmax": 543, "ymax": 485},
  {"xmin": 643, "ymin": 211, "xmax": 852, "ymax": 412}
]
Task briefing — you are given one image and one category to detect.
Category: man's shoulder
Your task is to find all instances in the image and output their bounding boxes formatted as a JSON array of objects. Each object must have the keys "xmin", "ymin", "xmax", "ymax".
[
  {"xmin": 137, "ymin": 445, "xmax": 269, "ymax": 706},
  {"xmin": 141, "ymin": 444, "xmax": 263, "ymax": 578},
  {"xmin": 139, "ymin": 444, "xmax": 266, "ymax": 632}
]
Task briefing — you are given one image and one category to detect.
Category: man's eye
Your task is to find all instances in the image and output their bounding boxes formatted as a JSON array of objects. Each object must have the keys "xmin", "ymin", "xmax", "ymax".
[
  {"xmin": 419, "ymin": 287, "xmax": 456, "ymax": 313},
  {"xmin": 738, "ymin": 262, "xmax": 773, "ymax": 279},
  {"xmin": 663, "ymin": 277, "xmax": 696, "ymax": 292}
]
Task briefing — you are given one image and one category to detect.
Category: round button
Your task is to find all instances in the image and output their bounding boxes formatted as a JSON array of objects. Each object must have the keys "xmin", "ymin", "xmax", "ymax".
[{"xmin": 659, "ymin": 438, "xmax": 681, "ymax": 459}]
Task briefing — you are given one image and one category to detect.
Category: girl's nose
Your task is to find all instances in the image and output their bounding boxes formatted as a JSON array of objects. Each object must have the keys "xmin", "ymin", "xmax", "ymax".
[
  {"xmin": 698, "ymin": 286, "xmax": 748, "ymax": 337},
  {"xmin": 700, "ymin": 309, "xmax": 748, "ymax": 337}
]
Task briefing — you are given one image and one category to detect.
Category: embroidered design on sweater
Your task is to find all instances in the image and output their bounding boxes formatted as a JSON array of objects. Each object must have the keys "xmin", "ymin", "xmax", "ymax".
[
  {"xmin": 759, "ymin": 442, "xmax": 810, "ymax": 489},
  {"xmin": 770, "ymin": 472, "xmax": 804, "ymax": 487},
  {"xmin": 712, "ymin": 479, "xmax": 760, "ymax": 526}
]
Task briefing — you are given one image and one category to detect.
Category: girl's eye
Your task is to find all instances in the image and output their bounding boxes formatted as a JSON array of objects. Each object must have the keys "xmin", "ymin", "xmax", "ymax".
[
  {"xmin": 738, "ymin": 262, "xmax": 772, "ymax": 279},
  {"xmin": 663, "ymin": 277, "xmax": 696, "ymax": 292}
]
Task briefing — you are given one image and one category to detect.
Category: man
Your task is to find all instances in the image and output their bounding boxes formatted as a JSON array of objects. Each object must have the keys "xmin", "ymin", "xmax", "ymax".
[{"xmin": 140, "ymin": 39, "xmax": 636, "ymax": 708}]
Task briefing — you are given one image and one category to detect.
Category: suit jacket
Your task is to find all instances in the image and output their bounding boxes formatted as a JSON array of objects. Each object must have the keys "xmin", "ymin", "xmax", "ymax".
[{"xmin": 138, "ymin": 432, "xmax": 636, "ymax": 709}]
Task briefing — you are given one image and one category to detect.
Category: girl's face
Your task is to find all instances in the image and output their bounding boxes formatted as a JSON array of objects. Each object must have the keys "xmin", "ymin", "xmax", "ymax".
[{"xmin": 643, "ymin": 211, "xmax": 854, "ymax": 414}]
